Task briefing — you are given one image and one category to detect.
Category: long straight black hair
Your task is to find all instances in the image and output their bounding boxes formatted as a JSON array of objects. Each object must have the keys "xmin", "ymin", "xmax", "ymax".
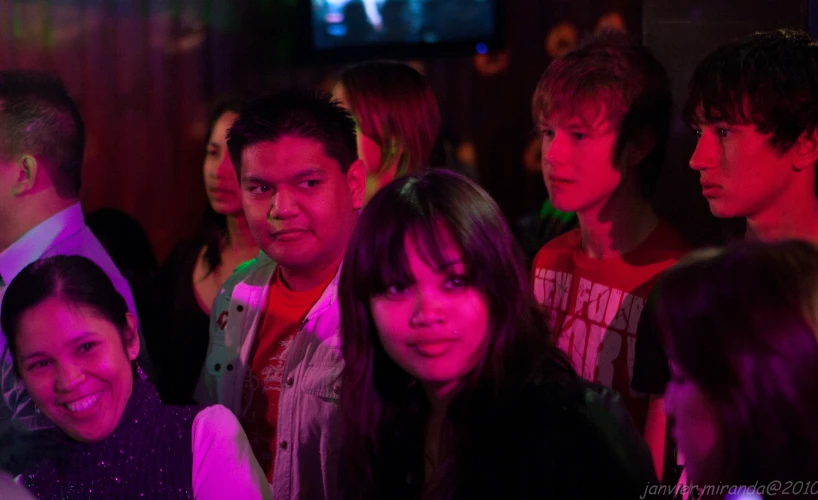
[
  {"xmin": 338, "ymin": 169, "xmax": 573, "ymax": 498},
  {"xmin": 196, "ymin": 98, "xmax": 245, "ymax": 276}
]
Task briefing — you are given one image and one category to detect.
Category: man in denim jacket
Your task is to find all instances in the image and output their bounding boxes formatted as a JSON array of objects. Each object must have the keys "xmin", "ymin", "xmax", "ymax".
[{"xmin": 196, "ymin": 92, "xmax": 366, "ymax": 500}]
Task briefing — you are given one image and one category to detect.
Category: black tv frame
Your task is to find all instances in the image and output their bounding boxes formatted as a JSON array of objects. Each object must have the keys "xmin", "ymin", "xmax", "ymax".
[{"xmin": 300, "ymin": 0, "xmax": 506, "ymax": 64}]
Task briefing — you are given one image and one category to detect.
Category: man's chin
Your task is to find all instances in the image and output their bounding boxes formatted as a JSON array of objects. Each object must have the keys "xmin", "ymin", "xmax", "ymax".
[
  {"xmin": 707, "ymin": 201, "xmax": 743, "ymax": 220},
  {"xmin": 265, "ymin": 252, "xmax": 306, "ymax": 267}
]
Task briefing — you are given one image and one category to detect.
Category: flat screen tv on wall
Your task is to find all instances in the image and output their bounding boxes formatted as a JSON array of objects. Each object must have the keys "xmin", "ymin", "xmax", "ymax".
[{"xmin": 308, "ymin": 0, "xmax": 504, "ymax": 62}]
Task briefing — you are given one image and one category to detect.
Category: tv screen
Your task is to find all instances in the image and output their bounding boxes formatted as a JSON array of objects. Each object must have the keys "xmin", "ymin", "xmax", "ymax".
[{"xmin": 311, "ymin": 0, "xmax": 499, "ymax": 56}]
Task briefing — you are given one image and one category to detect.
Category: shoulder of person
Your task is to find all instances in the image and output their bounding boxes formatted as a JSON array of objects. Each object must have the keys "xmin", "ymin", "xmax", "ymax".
[
  {"xmin": 0, "ymin": 473, "xmax": 35, "ymax": 500},
  {"xmin": 218, "ymin": 253, "xmax": 275, "ymax": 298},
  {"xmin": 532, "ymin": 228, "xmax": 581, "ymax": 262},
  {"xmin": 192, "ymin": 404, "xmax": 242, "ymax": 435},
  {"xmin": 484, "ymin": 377, "xmax": 656, "ymax": 497},
  {"xmin": 526, "ymin": 377, "xmax": 657, "ymax": 476},
  {"xmin": 645, "ymin": 220, "xmax": 696, "ymax": 257}
]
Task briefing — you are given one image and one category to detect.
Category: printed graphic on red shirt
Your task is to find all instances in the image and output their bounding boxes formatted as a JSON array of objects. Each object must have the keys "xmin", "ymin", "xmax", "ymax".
[
  {"xmin": 531, "ymin": 224, "xmax": 689, "ymax": 431},
  {"xmin": 239, "ymin": 264, "xmax": 337, "ymax": 483},
  {"xmin": 533, "ymin": 270, "xmax": 643, "ymax": 393},
  {"xmin": 242, "ymin": 334, "xmax": 295, "ymax": 478}
]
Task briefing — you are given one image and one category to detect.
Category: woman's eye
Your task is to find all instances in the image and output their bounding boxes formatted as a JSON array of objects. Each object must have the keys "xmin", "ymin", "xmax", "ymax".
[
  {"xmin": 443, "ymin": 276, "xmax": 467, "ymax": 290},
  {"xmin": 27, "ymin": 359, "xmax": 50, "ymax": 371},
  {"xmin": 384, "ymin": 284, "xmax": 407, "ymax": 296},
  {"xmin": 247, "ymin": 185, "xmax": 270, "ymax": 194}
]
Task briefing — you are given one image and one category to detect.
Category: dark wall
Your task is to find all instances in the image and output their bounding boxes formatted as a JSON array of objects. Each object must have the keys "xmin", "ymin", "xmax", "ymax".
[{"xmin": 811, "ymin": 0, "xmax": 818, "ymax": 35}]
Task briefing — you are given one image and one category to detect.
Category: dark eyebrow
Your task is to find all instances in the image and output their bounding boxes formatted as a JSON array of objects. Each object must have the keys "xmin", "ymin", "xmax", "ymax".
[
  {"xmin": 242, "ymin": 175, "xmax": 267, "ymax": 185},
  {"xmin": 291, "ymin": 168, "xmax": 326, "ymax": 182},
  {"xmin": 243, "ymin": 167, "xmax": 327, "ymax": 186},
  {"xmin": 436, "ymin": 259, "xmax": 464, "ymax": 271},
  {"xmin": 21, "ymin": 351, "xmax": 48, "ymax": 363}
]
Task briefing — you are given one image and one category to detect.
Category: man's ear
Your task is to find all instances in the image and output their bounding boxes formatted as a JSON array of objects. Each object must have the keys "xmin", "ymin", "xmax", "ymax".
[
  {"xmin": 11, "ymin": 155, "xmax": 39, "ymax": 196},
  {"xmin": 123, "ymin": 312, "xmax": 141, "ymax": 362},
  {"xmin": 793, "ymin": 129, "xmax": 818, "ymax": 172},
  {"xmin": 347, "ymin": 159, "xmax": 367, "ymax": 210}
]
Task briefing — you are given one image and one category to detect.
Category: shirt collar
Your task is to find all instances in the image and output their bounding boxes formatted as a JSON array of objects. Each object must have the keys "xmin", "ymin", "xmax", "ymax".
[{"xmin": 0, "ymin": 203, "xmax": 85, "ymax": 285}]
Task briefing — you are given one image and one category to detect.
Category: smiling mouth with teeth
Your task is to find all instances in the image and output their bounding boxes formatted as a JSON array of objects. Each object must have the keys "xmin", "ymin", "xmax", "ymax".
[{"xmin": 65, "ymin": 392, "xmax": 102, "ymax": 413}]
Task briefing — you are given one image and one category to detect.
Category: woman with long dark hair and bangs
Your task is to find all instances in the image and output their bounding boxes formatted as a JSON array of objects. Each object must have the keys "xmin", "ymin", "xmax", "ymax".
[
  {"xmin": 655, "ymin": 241, "xmax": 818, "ymax": 499},
  {"xmin": 338, "ymin": 169, "xmax": 657, "ymax": 499}
]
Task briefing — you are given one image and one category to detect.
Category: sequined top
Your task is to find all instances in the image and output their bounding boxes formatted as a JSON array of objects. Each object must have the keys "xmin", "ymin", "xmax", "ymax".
[{"xmin": 21, "ymin": 376, "xmax": 201, "ymax": 499}]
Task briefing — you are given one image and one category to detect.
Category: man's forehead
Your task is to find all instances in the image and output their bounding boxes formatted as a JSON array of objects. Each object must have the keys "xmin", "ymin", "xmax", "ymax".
[
  {"xmin": 243, "ymin": 137, "xmax": 326, "ymax": 163},
  {"xmin": 540, "ymin": 105, "xmax": 613, "ymax": 130},
  {"xmin": 241, "ymin": 139, "xmax": 341, "ymax": 180},
  {"xmin": 241, "ymin": 162, "xmax": 331, "ymax": 182},
  {"xmin": 690, "ymin": 97, "xmax": 756, "ymax": 125}
]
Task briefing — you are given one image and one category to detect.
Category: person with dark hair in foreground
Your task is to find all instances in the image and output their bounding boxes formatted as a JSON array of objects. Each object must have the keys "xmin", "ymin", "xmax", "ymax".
[
  {"xmin": 654, "ymin": 241, "xmax": 818, "ymax": 499},
  {"xmin": 338, "ymin": 169, "xmax": 657, "ymax": 499},
  {"xmin": 3, "ymin": 256, "xmax": 270, "ymax": 499}
]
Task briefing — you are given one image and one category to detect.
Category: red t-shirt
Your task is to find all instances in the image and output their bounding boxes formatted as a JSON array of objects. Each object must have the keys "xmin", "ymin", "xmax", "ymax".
[
  {"xmin": 241, "ymin": 266, "xmax": 336, "ymax": 482},
  {"xmin": 531, "ymin": 221, "xmax": 690, "ymax": 431}
]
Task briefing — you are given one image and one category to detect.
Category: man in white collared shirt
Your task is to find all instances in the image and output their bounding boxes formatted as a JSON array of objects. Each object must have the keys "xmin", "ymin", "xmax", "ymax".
[{"xmin": 0, "ymin": 70, "xmax": 148, "ymax": 472}]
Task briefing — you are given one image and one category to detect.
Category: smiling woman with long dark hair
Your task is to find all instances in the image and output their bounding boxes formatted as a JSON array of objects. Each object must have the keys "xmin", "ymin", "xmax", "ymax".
[
  {"xmin": 337, "ymin": 169, "xmax": 657, "ymax": 499},
  {"xmin": 2, "ymin": 255, "xmax": 270, "ymax": 499}
]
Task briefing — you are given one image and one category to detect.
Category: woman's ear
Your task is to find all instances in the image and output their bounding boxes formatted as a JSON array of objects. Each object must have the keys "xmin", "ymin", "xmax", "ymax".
[{"xmin": 123, "ymin": 312, "xmax": 141, "ymax": 362}]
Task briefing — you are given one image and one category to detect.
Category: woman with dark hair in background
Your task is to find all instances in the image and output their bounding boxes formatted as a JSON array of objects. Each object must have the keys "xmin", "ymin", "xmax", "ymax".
[
  {"xmin": 148, "ymin": 100, "xmax": 259, "ymax": 405},
  {"xmin": 4, "ymin": 256, "xmax": 270, "ymax": 499},
  {"xmin": 332, "ymin": 61, "xmax": 443, "ymax": 201},
  {"xmin": 655, "ymin": 241, "xmax": 818, "ymax": 499},
  {"xmin": 338, "ymin": 169, "xmax": 657, "ymax": 499}
]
